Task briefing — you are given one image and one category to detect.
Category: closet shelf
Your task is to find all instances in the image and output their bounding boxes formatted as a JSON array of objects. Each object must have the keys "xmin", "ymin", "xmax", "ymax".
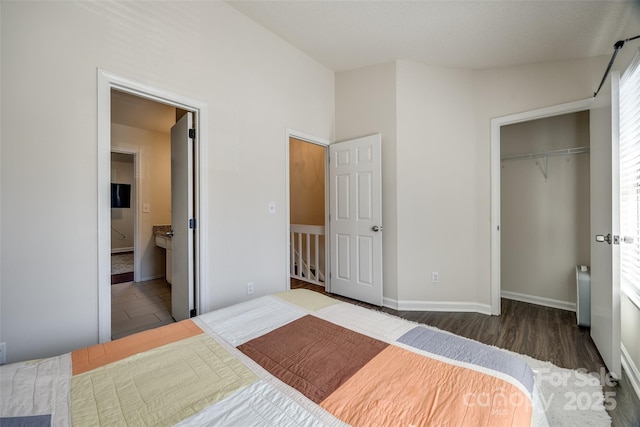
[{"xmin": 501, "ymin": 146, "xmax": 590, "ymax": 162}]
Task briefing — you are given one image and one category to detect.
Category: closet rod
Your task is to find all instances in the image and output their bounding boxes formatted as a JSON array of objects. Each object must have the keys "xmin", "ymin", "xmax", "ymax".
[{"xmin": 501, "ymin": 146, "xmax": 590, "ymax": 162}]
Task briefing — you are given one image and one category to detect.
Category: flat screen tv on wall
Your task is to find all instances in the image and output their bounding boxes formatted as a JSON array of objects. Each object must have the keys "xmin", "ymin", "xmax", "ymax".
[{"xmin": 111, "ymin": 183, "xmax": 131, "ymax": 208}]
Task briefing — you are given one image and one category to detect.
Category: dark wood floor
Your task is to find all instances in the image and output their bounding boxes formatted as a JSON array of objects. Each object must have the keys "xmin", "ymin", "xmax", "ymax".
[{"xmin": 290, "ymin": 279, "xmax": 640, "ymax": 427}]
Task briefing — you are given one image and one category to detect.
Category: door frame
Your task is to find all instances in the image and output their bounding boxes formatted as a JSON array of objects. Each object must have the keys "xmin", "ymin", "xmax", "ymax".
[
  {"xmin": 285, "ymin": 129, "xmax": 330, "ymax": 291},
  {"xmin": 490, "ymin": 98, "xmax": 592, "ymax": 315},
  {"xmin": 97, "ymin": 69, "xmax": 209, "ymax": 342},
  {"xmin": 110, "ymin": 148, "xmax": 141, "ymax": 283}
]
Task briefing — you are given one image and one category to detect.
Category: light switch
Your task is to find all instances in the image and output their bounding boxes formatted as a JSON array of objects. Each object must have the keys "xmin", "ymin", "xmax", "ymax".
[
  {"xmin": 268, "ymin": 202, "xmax": 276, "ymax": 214},
  {"xmin": 143, "ymin": 203, "xmax": 151, "ymax": 213}
]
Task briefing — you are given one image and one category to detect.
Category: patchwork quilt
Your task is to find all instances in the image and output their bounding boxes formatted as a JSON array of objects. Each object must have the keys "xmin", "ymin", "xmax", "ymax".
[{"xmin": 1, "ymin": 289, "xmax": 549, "ymax": 426}]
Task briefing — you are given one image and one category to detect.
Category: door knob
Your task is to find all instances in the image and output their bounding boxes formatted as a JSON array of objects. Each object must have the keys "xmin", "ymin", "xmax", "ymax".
[
  {"xmin": 372, "ymin": 225, "xmax": 383, "ymax": 232},
  {"xmin": 595, "ymin": 234, "xmax": 611, "ymax": 244}
]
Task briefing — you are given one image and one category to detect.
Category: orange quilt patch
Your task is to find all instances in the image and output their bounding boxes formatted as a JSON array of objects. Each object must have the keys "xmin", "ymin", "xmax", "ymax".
[{"xmin": 321, "ymin": 345, "xmax": 533, "ymax": 427}]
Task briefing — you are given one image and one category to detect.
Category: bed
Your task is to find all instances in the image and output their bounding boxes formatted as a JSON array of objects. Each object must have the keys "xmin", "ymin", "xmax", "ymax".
[{"xmin": 1, "ymin": 289, "xmax": 549, "ymax": 426}]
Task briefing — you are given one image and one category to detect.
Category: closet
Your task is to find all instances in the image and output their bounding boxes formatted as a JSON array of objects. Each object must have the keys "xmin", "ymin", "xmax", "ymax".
[{"xmin": 500, "ymin": 111, "xmax": 590, "ymax": 309}]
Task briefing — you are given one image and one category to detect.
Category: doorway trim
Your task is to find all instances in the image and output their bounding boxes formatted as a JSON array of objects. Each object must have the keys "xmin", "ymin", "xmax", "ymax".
[
  {"xmin": 110, "ymin": 148, "xmax": 141, "ymax": 283},
  {"xmin": 285, "ymin": 129, "xmax": 330, "ymax": 291},
  {"xmin": 98, "ymin": 69, "xmax": 209, "ymax": 342},
  {"xmin": 490, "ymin": 98, "xmax": 592, "ymax": 315}
]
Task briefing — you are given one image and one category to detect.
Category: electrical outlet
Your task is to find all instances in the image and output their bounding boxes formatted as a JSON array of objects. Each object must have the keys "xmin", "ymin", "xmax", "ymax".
[
  {"xmin": 0, "ymin": 342, "xmax": 6, "ymax": 365},
  {"xmin": 431, "ymin": 272, "xmax": 439, "ymax": 283},
  {"xmin": 247, "ymin": 282, "xmax": 254, "ymax": 295}
]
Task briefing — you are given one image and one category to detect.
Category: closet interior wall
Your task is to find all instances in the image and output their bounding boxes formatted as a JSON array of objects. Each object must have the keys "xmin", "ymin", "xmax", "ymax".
[{"xmin": 500, "ymin": 111, "xmax": 590, "ymax": 307}]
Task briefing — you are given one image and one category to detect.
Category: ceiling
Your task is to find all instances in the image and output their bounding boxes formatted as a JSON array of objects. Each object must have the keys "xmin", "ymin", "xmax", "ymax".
[
  {"xmin": 227, "ymin": 0, "xmax": 639, "ymax": 71},
  {"xmin": 111, "ymin": 90, "xmax": 176, "ymax": 133},
  {"xmin": 111, "ymin": 2, "xmax": 639, "ymax": 131}
]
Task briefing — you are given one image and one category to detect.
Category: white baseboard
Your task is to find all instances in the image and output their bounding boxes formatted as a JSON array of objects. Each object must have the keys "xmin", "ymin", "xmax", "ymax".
[
  {"xmin": 501, "ymin": 290, "xmax": 576, "ymax": 312},
  {"xmin": 382, "ymin": 297, "xmax": 399, "ymax": 310},
  {"xmin": 622, "ymin": 343, "xmax": 640, "ymax": 403},
  {"xmin": 383, "ymin": 297, "xmax": 492, "ymax": 315},
  {"xmin": 111, "ymin": 247, "xmax": 134, "ymax": 254}
]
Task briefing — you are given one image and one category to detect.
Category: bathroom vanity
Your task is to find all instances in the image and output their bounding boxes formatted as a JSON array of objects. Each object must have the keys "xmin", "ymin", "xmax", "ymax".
[{"xmin": 153, "ymin": 225, "xmax": 172, "ymax": 284}]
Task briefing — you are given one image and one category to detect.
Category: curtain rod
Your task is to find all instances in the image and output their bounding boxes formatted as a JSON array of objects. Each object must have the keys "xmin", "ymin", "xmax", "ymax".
[{"xmin": 593, "ymin": 34, "xmax": 640, "ymax": 98}]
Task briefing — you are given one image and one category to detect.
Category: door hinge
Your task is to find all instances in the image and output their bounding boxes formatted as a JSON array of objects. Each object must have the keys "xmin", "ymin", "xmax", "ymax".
[
  {"xmin": 189, "ymin": 218, "xmax": 196, "ymax": 229},
  {"xmin": 189, "ymin": 128, "xmax": 196, "ymax": 139},
  {"xmin": 189, "ymin": 308, "xmax": 197, "ymax": 318}
]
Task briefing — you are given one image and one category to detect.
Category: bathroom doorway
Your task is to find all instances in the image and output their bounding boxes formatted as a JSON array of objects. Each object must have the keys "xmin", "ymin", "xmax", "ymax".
[
  {"xmin": 110, "ymin": 151, "xmax": 136, "ymax": 285},
  {"xmin": 98, "ymin": 70, "xmax": 207, "ymax": 343},
  {"xmin": 110, "ymin": 90, "xmax": 176, "ymax": 338}
]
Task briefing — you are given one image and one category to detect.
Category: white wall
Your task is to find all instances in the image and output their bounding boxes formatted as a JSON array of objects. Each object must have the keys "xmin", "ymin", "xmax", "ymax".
[
  {"xmin": 112, "ymin": 124, "xmax": 171, "ymax": 281},
  {"xmin": 0, "ymin": 1, "xmax": 334, "ymax": 363},
  {"xmin": 395, "ymin": 60, "xmax": 479, "ymax": 306},
  {"xmin": 500, "ymin": 112, "xmax": 590, "ymax": 305},
  {"xmin": 110, "ymin": 155, "xmax": 135, "ymax": 252},
  {"xmin": 335, "ymin": 62, "xmax": 398, "ymax": 300}
]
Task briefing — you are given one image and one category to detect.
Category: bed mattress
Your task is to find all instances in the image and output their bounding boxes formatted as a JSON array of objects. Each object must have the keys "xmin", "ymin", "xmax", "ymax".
[{"xmin": 1, "ymin": 289, "xmax": 549, "ymax": 426}]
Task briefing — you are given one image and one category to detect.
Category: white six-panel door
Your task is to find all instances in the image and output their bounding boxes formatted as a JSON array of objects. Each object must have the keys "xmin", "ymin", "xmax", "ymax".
[
  {"xmin": 171, "ymin": 112, "xmax": 195, "ymax": 321},
  {"xmin": 329, "ymin": 134, "xmax": 383, "ymax": 306}
]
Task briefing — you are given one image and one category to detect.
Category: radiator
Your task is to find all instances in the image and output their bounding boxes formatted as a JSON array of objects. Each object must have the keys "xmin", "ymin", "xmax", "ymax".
[{"xmin": 575, "ymin": 265, "xmax": 591, "ymax": 327}]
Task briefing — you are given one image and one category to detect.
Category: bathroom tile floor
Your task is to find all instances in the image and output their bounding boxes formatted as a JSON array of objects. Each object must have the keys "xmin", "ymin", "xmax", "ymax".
[{"xmin": 111, "ymin": 278, "xmax": 174, "ymax": 340}]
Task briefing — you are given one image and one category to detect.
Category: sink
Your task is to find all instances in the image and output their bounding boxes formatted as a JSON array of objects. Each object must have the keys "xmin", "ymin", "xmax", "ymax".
[{"xmin": 155, "ymin": 235, "xmax": 171, "ymax": 250}]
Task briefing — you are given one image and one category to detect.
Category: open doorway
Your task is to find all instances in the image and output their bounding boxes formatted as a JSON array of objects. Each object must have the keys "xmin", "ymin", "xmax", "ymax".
[
  {"xmin": 110, "ymin": 151, "xmax": 136, "ymax": 285},
  {"xmin": 98, "ymin": 70, "xmax": 208, "ymax": 343},
  {"xmin": 499, "ymin": 111, "xmax": 590, "ymax": 312},
  {"xmin": 286, "ymin": 131, "xmax": 330, "ymax": 291},
  {"xmin": 490, "ymin": 98, "xmax": 593, "ymax": 315},
  {"xmin": 289, "ymin": 137, "xmax": 327, "ymax": 287},
  {"xmin": 286, "ymin": 132, "xmax": 384, "ymax": 306},
  {"xmin": 110, "ymin": 90, "xmax": 176, "ymax": 339}
]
